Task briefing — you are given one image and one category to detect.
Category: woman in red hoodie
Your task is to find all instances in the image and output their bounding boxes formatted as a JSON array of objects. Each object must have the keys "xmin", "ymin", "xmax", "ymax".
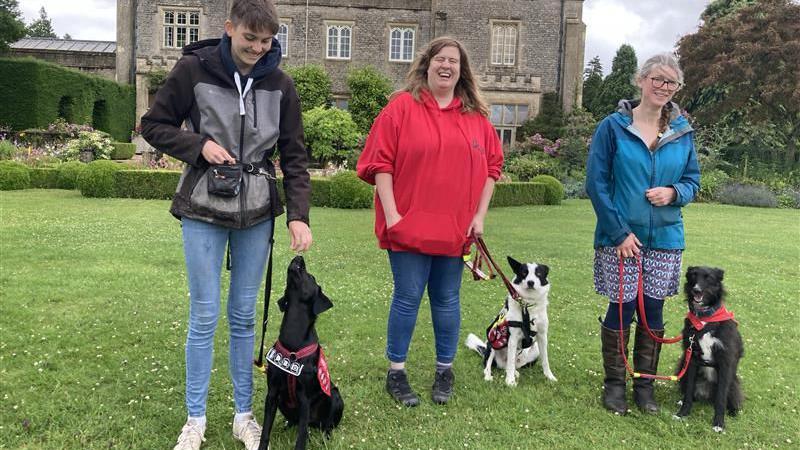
[{"xmin": 357, "ymin": 37, "xmax": 503, "ymax": 406}]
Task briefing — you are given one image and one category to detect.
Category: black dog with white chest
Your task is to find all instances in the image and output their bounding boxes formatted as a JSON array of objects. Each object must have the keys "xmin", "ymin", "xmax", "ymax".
[
  {"xmin": 674, "ymin": 266, "xmax": 743, "ymax": 432},
  {"xmin": 259, "ymin": 256, "xmax": 344, "ymax": 450}
]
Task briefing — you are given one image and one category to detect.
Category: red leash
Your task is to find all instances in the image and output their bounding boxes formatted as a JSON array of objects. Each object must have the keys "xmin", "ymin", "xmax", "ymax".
[
  {"xmin": 617, "ymin": 254, "xmax": 692, "ymax": 381},
  {"xmin": 469, "ymin": 235, "xmax": 520, "ymax": 301}
]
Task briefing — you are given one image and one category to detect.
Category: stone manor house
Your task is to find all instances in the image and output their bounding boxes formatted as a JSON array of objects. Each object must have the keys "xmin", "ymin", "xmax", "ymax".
[{"xmin": 117, "ymin": 0, "xmax": 585, "ymax": 145}]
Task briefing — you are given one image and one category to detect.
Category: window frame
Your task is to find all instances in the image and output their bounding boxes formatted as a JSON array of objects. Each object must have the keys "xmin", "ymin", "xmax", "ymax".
[
  {"xmin": 161, "ymin": 7, "xmax": 201, "ymax": 49},
  {"xmin": 277, "ymin": 20, "xmax": 290, "ymax": 57},
  {"xmin": 490, "ymin": 103, "xmax": 530, "ymax": 144},
  {"xmin": 325, "ymin": 21, "xmax": 354, "ymax": 60},
  {"xmin": 490, "ymin": 20, "xmax": 519, "ymax": 67},
  {"xmin": 388, "ymin": 25, "xmax": 416, "ymax": 62}
]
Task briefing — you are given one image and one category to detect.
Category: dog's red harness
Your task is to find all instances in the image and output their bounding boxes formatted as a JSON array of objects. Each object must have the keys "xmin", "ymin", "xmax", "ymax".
[
  {"xmin": 268, "ymin": 341, "xmax": 332, "ymax": 408},
  {"xmin": 686, "ymin": 306, "xmax": 736, "ymax": 331}
]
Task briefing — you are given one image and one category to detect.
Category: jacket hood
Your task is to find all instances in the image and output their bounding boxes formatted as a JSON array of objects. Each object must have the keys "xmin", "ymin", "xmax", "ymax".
[
  {"xmin": 420, "ymin": 89, "xmax": 463, "ymax": 112},
  {"xmin": 615, "ymin": 99, "xmax": 689, "ymax": 130},
  {"xmin": 181, "ymin": 34, "xmax": 282, "ymax": 81}
]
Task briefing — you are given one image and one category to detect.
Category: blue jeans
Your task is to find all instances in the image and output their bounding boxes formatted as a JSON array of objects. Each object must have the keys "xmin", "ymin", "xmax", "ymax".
[
  {"xmin": 181, "ymin": 217, "xmax": 273, "ymax": 416},
  {"xmin": 386, "ymin": 251, "xmax": 464, "ymax": 365}
]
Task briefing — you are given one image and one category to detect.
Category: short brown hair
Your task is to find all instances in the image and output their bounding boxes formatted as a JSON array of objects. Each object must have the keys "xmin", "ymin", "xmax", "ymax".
[
  {"xmin": 229, "ymin": 0, "xmax": 280, "ymax": 35},
  {"xmin": 400, "ymin": 36, "xmax": 488, "ymax": 116}
]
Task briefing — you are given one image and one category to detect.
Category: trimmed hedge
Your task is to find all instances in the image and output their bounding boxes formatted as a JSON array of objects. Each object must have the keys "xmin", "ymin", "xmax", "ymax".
[
  {"xmin": 111, "ymin": 142, "xmax": 136, "ymax": 160},
  {"xmin": 328, "ymin": 171, "xmax": 373, "ymax": 209},
  {"xmin": 0, "ymin": 57, "xmax": 135, "ymax": 142},
  {"xmin": 531, "ymin": 174, "xmax": 564, "ymax": 205},
  {"xmin": 30, "ymin": 167, "xmax": 59, "ymax": 188},
  {"xmin": 490, "ymin": 182, "xmax": 548, "ymax": 207},
  {"xmin": 0, "ymin": 161, "xmax": 30, "ymax": 190},
  {"xmin": 114, "ymin": 170, "xmax": 180, "ymax": 200},
  {"xmin": 57, "ymin": 161, "xmax": 86, "ymax": 189},
  {"xmin": 77, "ymin": 160, "xmax": 122, "ymax": 197}
]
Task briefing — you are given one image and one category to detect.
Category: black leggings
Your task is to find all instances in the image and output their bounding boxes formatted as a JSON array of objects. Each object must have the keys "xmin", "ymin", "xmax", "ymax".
[{"xmin": 602, "ymin": 295, "xmax": 664, "ymax": 330}]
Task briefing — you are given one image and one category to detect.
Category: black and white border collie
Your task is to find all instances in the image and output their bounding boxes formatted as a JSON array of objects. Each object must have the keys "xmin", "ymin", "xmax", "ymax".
[
  {"xmin": 674, "ymin": 266, "xmax": 744, "ymax": 432},
  {"xmin": 465, "ymin": 257, "xmax": 557, "ymax": 386}
]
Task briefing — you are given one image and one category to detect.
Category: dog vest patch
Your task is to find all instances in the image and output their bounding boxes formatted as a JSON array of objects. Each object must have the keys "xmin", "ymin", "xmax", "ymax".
[
  {"xmin": 487, "ymin": 319, "xmax": 510, "ymax": 350},
  {"xmin": 266, "ymin": 346, "xmax": 304, "ymax": 377},
  {"xmin": 318, "ymin": 349, "xmax": 331, "ymax": 397}
]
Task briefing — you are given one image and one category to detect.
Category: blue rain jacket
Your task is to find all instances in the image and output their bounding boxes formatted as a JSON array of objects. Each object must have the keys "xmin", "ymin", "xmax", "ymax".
[{"xmin": 586, "ymin": 100, "xmax": 700, "ymax": 250}]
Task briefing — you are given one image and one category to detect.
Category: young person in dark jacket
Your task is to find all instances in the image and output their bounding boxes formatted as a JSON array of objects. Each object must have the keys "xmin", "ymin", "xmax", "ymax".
[
  {"xmin": 140, "ymin": 1, "xmax": 311, "ymax": 448},
  {"xmin": 357, "ymin": 37, "xmax": 503, "ymax": 407},
  {"xmin": 586, "ymin": 53, "xmax": 700, "ymax": 416}
]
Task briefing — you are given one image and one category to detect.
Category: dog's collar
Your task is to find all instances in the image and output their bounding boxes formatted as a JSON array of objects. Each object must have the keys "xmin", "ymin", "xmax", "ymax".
[
  {"xmin": 266, "ymin": 341, "xmax": 319, "ymax": 376},
  {"xmin": 691, "ymin": 303, "xmax": 719, "ymax": 318},
  {"xmin": 686, "ymin": 305, "xmax": 736, "ymax": 331}
]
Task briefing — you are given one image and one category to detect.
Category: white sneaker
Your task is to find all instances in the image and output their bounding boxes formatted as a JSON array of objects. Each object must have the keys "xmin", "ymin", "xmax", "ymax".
[
  {"xmin": 173, "ymin": 419, "xmax": 206, "ymax": 450},
  {"xmin": 232, "ymin": 415, "xmax": 262, "ymax": 450}
]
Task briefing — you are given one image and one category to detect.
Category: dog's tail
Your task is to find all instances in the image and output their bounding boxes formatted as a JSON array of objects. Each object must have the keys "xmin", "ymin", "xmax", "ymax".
[{"xmin": 465, "ymin": 333, "xmax": 487, "ymax": 357}]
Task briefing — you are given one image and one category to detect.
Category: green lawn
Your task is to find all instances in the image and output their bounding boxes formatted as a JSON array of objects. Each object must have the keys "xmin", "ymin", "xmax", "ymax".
[{"xmin": 1, "ymin": 190, "xmax": 798, "ymax": 449}]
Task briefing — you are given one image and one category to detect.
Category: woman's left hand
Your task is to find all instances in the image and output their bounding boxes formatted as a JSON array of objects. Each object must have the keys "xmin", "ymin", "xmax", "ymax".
[
  {"xmin": 645, "ymin": 187, "xmax": 677, "ymax": 207},
  {"xmin": 467, "ymin": 215, "xmax": 485, "ymax": 238}
]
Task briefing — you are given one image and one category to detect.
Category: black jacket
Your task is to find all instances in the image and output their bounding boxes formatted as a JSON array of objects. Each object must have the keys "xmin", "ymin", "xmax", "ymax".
[{"xmin": 141, "ymin": 35, "xmax": 310, "ymax": 228}]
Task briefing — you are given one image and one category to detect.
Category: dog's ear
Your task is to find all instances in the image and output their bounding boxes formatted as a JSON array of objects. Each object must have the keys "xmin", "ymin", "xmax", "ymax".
[
  {"xmin": 312, "ymin": 287, "xmax": 333, "ymax": 316},
  {"xmin": 538, "ymin": 264, "xmax": 549, "ymax": 279},
  {"xmin": 686, "ymin": 266, "xmax": 697, "ymax": 281},
  {"xmin": 713, "ymin": 268, "xmax": 724, "ymax": 281},
  {"xmin": 507, "ymin": 256, "xmax": 523, "ymax": 273},
  {"xmin": 277, "ymin": 296, "xmax": 288, "ymax": 312}
]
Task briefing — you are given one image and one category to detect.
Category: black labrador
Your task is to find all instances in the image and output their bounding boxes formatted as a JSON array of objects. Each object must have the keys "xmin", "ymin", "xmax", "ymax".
[{"xmin": 258, "ymin": 256, "xmax": 344, "ymax": 450}]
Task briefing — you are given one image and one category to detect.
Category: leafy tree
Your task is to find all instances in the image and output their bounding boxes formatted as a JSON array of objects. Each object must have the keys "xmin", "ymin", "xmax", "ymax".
[
  {"xmin": 346, "ymin": 66, "xmax": 392, "ymax": 134},
  {"xmin": 0, "ymin": 0, "xmax": 26, "ymax": 53},
  {"xmin": 283, "ymin": 65, "xmax": 331, "ymax": 112},
  {"xmin": 26, "ymin": 7, "xmax": 57, "ymax": 38},
  {"xmin": 701, "ymin": 0, "xmax": 757, "ymax": 24},
  {"xmin": 516, "ymin": 92, "xmax": 564, "ymax": 142},
  {"xmin": 302, "ymin": 106, "xmax": 362, "ymax": 166},
  {"xmin": 591, "ymin": 44, "xmax": 638, "ymax": 118},
  {"xmin": 677, "ymin": 0, "xmax": 800, "ymax": 166},
  {"xmin": 581, "ymin": 56, "xmax": 603, "ymax": 118}
]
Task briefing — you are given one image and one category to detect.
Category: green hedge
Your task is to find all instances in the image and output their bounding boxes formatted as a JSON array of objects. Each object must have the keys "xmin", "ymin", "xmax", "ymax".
[
  {"xmin": 77, "ymin": 160, "xmax": 122, "ymax": 197},
  {"xmin": 114, "ymin": 170, "xmax": 179, "ymax": 199},
  {"xmin": 531, "ymin": 174, "xmax": 564, "ymax": 205},
  {"xmin": 328, "ymin": 171, "xmax": 373, "ymax": 208},
  {"xmin": 111, "ymin": 142, "xmax": 136, "ymax": 160},
  {"xmin": 0, "ymin": 57, "xmax": 135, "ymax": 142},
  {"xmin": 30, "ymin": 167, "xmax": 59, "ymax": 188},
  {"xmin": 490, "ymin": 182, "xmax": 548, "ymax": 207},
  {"xmin": 0, "ymin": 161, "xmax": 30, "ymax": 190},
  {"xmin": 57, "ymin": 161, "xmax": 86, "ymax": 189}
]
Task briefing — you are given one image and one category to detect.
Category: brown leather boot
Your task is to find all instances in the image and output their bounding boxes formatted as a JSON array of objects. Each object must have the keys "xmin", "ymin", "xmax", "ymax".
[
  {"xmin": 601, "ymin": 324, "xmax": 630, "ymax": 415},
  {"xmin": 633, "ymin": 325, "xmax": 664, "ymax": 414}
]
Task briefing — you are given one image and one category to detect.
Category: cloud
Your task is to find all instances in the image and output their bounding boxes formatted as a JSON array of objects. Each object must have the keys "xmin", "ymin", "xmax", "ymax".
[{"xmin": 21, "ymin": 0, "xmax": 116, "ymax": 40}]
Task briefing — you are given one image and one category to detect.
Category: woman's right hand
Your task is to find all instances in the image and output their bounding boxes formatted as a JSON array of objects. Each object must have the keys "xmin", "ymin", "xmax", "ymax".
[
  {"xmin": 201, "ymin": 140, "xmax": 236, "ymax": 165},
  {"xmin": 616, "ymin": 233, "xmax": 642, "ymax": 259},
  {"xmin": 385, "ymin": 210, "xmax": 403, "ymax": 229}
]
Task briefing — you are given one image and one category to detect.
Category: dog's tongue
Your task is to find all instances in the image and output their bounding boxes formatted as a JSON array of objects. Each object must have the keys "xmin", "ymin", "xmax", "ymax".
[{"xmin": 693, "ymin": 293, "xmax": 704, "ymax": 303}]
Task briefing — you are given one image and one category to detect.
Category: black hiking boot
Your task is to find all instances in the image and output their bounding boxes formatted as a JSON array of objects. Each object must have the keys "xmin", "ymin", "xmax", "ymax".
[
  {"xmin": 386, "ymin": 370, "xmax": 420, "ymax": 407},
  {"xmin": 431, "ymin": 368, "xmax": 454, "ymax": 405}
]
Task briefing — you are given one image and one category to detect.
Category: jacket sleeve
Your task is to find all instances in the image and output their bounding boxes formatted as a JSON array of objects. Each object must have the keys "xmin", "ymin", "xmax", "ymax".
[
  {"xmin": 484, "ymin": 118, "xmax": 504, "ymax": 180},
  {"xmin": 277, "ymin": 78, "xmax": 311, "ymax": 225},
  {"xmin": 356, "ymin": 106, "xmax": 399, "ymax": 185},
  {"xmin": 140, "ymin": 56, "xmax": 208, "ymax": 167},
  {"xmin": 670, "ymin": 135, "xmax": 700, "ymax": 207},
  {"xmin": 585, "ymin": 118, "xmax": 631, "ymax": 246}
]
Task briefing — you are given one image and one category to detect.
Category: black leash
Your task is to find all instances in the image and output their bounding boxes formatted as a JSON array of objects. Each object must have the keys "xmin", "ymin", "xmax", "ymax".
[{"xmin": 253, "ymin": 219, "xmax": 276, "ymax": 371}]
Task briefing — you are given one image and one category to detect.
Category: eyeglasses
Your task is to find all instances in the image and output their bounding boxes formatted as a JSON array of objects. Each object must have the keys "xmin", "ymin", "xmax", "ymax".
[{"xmin": 649, "ymin": 77, "xmax": 683, "ymax": 91}]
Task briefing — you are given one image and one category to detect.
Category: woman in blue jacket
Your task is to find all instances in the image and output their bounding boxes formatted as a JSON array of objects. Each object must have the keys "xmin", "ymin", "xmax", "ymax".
[{"xmin": 586, "ymin": 53, "xmax": 700, "ymax": 415}]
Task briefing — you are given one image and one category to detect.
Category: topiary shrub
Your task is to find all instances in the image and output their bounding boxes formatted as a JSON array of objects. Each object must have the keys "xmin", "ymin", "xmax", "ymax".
[
  {"xmin": 328, "ymin": 170, "xmax": 373, "ymax": 209},
  {"xmin": 310, "ymin": 177, "xmax": 332, "ymax": 207},
  {"xmin": 110, "ymin": 142, "xmax": 136, "ymax": 160},
  {"xmin": 0, "ymin": 140, "xmax": 16, "ymax": 160},
  {"xmin": 57, "ymin": 161, "xmax": 86, "ymax": 189},
  {"xmin": 717, "ymin": 182, "xmax": 778, "ymax": 208},
  {"xmin": 490, "ymin": 182, "xmax": 547, "ymax": 207},
  {"xmin": 77, "ymin": 160, "xmax": 121, "ymax": 197},
  {"xmin": 0, "ymin": 161, "xmax": 30, "ymax": 190},
  {"xmin": 113, "ymin": 170, "xmax": 180, "ymax": 199},
  {"xmin": 29, "ymin": 167, "xmax": 59, "ymax": 188},
  {"xmin": 531, "ymin": 174, "xmax": 564, "ymax": 205}
]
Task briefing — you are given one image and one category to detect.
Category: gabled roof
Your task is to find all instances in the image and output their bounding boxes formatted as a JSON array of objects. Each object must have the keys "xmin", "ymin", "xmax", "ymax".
[{"xmin": 10, "ymin": 38, "xmax": 116, "ymax": 54}]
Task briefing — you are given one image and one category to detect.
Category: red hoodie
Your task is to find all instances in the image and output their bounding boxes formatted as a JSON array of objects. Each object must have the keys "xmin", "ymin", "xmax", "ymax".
[{"xmin": 357, "ymin": 91, "xmax": 503, "ymax": 256}]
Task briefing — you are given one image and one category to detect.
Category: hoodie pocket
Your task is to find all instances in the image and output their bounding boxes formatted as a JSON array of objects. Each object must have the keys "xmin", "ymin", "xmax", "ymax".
[{"xmin": 387, "ymin": 210, "xmax": 464, "ymax": 255}]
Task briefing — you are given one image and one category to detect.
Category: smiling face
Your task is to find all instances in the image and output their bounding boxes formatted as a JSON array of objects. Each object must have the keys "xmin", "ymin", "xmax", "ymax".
[
  {"xmin": 684, "ymin": 266, "xmax": 725, "ymax": 313},
  {"xmin": 426, "ymin": 45, "xmax": 461, "ymax": 96},
  {"xmin": 225, "ymin": 20, "xmax": 273, "ymax": 73},
  {"xmin": 637, "ymin": 65, "xmax": 681, "ymax": 109}
]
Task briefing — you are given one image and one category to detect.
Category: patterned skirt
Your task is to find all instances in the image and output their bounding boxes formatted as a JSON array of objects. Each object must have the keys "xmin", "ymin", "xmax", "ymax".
[{"xmin": 593, "ymin": 247, "xmax": 682, "ymax": 303}]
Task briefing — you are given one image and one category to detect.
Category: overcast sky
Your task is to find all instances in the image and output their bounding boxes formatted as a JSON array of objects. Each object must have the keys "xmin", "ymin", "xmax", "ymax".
[{"xmin": 19, "ymin": 0, "xmax": 710, "ymax": 74}]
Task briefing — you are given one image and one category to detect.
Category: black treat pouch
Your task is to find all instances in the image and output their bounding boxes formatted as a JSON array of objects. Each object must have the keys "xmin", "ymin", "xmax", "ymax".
[{"xmin": 208, "ymin": 163, "xmax": 243, "ymax": 197}]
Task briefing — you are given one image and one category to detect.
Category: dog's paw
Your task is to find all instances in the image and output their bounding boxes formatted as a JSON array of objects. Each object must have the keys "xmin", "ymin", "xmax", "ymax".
[
  {"xmin": 484, "ymin": 374, "xmax": 494, "ymax": 382},
  {"xmin": 712, "ymin": 426, "xmax": 724, "ymax": 433},
  {"xmin": 676, "ymin": 400, "xmax": 683, "ymax": 406},
  {"xmin": 544, "ymin": 371, "xmax": 557, "ymax": 382},
  {"xmin": 672, "ymin": 414, "xmax": 684, "ymax": 421}
]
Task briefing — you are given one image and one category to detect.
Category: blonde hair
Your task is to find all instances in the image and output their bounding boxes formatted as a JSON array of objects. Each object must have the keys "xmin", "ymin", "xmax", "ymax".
[
  {"xmin": 398, "ymin": 36, "xmax": 489, "ymax": 117},
  {"xmin": 637, "ymin": 53, "xmax": 684, "ymax": 135}
]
